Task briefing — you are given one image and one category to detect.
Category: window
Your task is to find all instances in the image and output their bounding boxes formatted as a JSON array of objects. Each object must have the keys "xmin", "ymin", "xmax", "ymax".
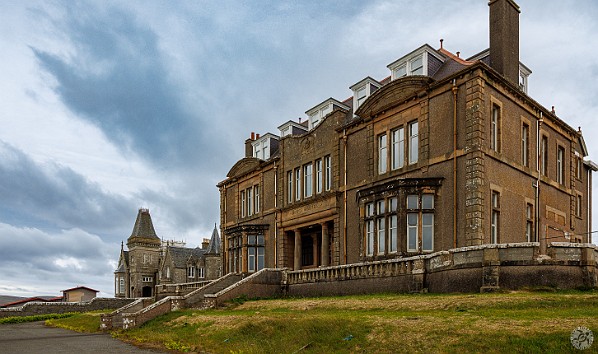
[
  {"xmin": 526, "ymin": 203, "xmax": 534, "ymax": 242},
  {"xmin": 287, "ymin": 171, "xmax": 293, "ymax": 203},
  {"xmin": 541, "ymin": 135, "xmax": 548, "ymax": 176},
  {"xmin": 408, "ymin": 121, "xmax": 419, "ymax": 164},
  {"xmin": 241, "ymin": 190, "xmax": 246, "ymax": 217},
  {"xmin": 557, "ymin": 146, "xmax": 565, "ymax": 185},
  {"xmin": 391, "ymin": 127, "xmax": 405, "ymax": 170},
  {"xmin": 411, "ymin": 56, "xmax": 423, "ymax": 75},
  {"xmin": 365, "ymin": 203, "xmax": 375, "ymax": 256},
  {"xmin": 119, "ymin": 277, "xmax": 125, "ymax": 294},
  {"xmin": 376, "ymin": 201, "xmax": 385, "ymax": 254},
  {"xmin": 142, "ymin": 276, "xmax": 153, "ymax": 283},
  {"xmin": 491, "ymin": 104, "xmax": 501, "ymax": 152},
  {"xmin": 187, "ymin": 265, "xmax": 195, "ymax": 278},
  {"xmin": 316, "ymin": 159, "xmax": 323, "ymax": 194},
  {"xmin": 377, "ymin": 218, "xmax": 385, "ymax": 255},
  {"xmin": 393, "ymin": 64, "xmax": 406, "ymax": 78},
  {"xmin": 303, "ymin": 163, "xmax": 313, "ymax": 198},
  {"xmin": 378, "ymin": 133, "xmax": 387, "ymax": 174},
  {"xmin": 522, "ymin": 123, "xmax": 529, "ymax": 167},
  {"xmin": 198, "ymin": 267, "xmax": 205, "ymax": 278},
  {"xmin": 491, "ymin": 191, "xmax": 500, "ymax": 244},
  {"xmin": 324, "ymin": 155, "xmax": 332, "ymax": 191},
  {"xmin": 356, "ymin": 86, "xmax": 367, "ymax": 107},
  {"xmin": 247, "ymin": 235, "xmax": 265, "ymax": 273},
  {"xmin": 247, "ymin": 188, "xmax": 253, "ymax": 216},
  {"xmin": 143, "ymin": 254, "xmax": 149, "ymax": 264},
  {"xmin": 577, "ymin": 157, "xmax": 583, "ymax": 180},
  {"xmin": 389, "ymin": 214, "xmax": 398, "ymax": 253},
  {"xmin": 576, "ymin": 195, "xmax": 582, "ymax": 218},
  {"xmin": 254, "ymin": 185, "xmax": 260, "ymax": 213},
  {"xmin": 295, "ymin": 167, "xmax": 301, "ymax": 201},
  {"xmin": 406, "ymin": 194, "xmax": 434, "ymax": 252}
]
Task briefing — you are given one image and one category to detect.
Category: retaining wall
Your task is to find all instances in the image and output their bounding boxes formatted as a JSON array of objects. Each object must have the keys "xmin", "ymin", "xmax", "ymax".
[{"xmin": 0, "ymin": 298, "xmax": 135, "ymax": 318}]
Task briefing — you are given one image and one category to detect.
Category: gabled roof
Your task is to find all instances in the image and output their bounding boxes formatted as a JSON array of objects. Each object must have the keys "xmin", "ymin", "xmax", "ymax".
[
  {"xmin": 165, "ymin": 246, "xmax": 206, "ymax": 268},
  {"xmin": 61, "ymin": 286, "xmax": 99, "ymax": 293},
  {"xmin": 205, "ymin": 224, "xmax": 221, "ymax": 255}
]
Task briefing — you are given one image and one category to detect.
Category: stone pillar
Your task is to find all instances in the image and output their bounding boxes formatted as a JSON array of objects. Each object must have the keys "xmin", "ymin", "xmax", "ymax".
[
  {"xmin": 294, "ymin": 229, "xmax": 301, "ymax": 270},
  {"xmin": 464, "ymin": 77, "xmax": 486, "ymax": 246},
  {"xmin": 321, "ymin": 222, "xmax": 329, "ymax": 267},
  {"xmin": 480, "ymin": 247, "xmax": 500, "ymax": 292},
  {"xmin": 311, "ymin": 234, "xmax": 318, "ymax": 267},
  {"xmin": 242, "ymin": 232, "xmax": 248, "ymax": 273}
]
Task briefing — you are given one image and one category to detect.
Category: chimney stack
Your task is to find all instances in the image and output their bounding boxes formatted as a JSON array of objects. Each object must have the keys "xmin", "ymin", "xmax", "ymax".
[
  {"xmin": 245, "ymin": 132, "xmax": 255, "ymax": 157},
  {"xmin": 489, "ymin": 0, "xmax": 520, "ymax": 86}
]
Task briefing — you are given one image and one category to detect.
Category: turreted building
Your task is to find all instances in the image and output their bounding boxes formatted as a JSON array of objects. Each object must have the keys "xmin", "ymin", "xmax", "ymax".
[{"xmin": 114, "ymin": 209, "xmax": 221, "ymax": 298}]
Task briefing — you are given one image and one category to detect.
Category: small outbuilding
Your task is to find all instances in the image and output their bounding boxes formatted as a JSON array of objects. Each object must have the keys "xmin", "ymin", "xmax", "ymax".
[{"xmin": 62, "ymin": 286, "xmax": 99, "ymax": 302}]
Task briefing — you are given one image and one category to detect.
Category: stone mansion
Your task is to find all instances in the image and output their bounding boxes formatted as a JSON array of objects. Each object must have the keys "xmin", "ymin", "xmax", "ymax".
[{"xmin": 217, "ymin": 0, "xmax": 596, "ymax": 276}]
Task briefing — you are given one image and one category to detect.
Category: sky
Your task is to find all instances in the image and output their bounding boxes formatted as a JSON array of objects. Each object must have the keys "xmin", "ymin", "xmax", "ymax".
[{"xmin": 1, "ymin": 0, "xmax": 597, "ymax": 298}]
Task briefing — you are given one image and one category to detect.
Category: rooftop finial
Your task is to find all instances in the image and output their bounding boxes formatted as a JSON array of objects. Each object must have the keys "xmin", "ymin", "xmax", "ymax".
[{"xmin": 440, "ymin": 38, "xmax": 444, "ymax": 49}]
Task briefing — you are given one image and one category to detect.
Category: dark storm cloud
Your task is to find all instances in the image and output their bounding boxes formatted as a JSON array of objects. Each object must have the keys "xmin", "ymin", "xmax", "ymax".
[
  {"xmin": 31, "ymin": 4, "xmax": 217, "ymax": 169},
  {"xmin": 0, "ymin": 141, "xmax": 132, "ymax": 238}
]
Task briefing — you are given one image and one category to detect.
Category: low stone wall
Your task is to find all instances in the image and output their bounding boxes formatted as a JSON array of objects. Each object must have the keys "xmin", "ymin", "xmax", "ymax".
[
  {"xmin": 285, "ymin": 243, "xmax": 598, "ymax": 297},
  {"xmin": 0, "ymin": 298, "xmax": 135, "ymax": 318},
  {"xmin": 156, "ymin": 280, "xmax": 212, "ymax": 300}
]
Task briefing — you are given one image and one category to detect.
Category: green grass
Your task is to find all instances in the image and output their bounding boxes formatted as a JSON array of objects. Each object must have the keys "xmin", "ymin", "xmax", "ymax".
[
  {"xmin": 44, "ymin": 310, "xmax": 112, "ymax": 333},
  {"xmin": 0, "ymin": 313, "xmax": 75, "ymax": 324},
  {"xmin": 49, "ymin": 291, "xmax": 598, "ymax": 353}
]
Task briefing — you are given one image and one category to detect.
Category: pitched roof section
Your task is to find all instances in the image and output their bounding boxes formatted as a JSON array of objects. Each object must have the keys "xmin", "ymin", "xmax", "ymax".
[
  {"xmin": 166, "ymin": 246, "xmax": 206, "ymax": 268},
  {"xmin": 205, "ymin": 224, "xmax": 221, "ymax": 255},
  {"xmin": 129, "ymin": 208, "xmax": 159, "ymax": 240}
]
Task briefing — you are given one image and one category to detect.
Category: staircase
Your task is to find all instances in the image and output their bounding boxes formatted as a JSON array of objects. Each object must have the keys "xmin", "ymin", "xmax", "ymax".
[{"xmin": 102, "ymin": 270, "xmax": 283, "ymax": 330}]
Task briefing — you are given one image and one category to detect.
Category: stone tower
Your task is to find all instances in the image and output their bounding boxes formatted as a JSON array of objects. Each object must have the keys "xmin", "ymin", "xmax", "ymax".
[{"xmin": 126, "ymin": 208, "xmax": 161, "ymax": 297}]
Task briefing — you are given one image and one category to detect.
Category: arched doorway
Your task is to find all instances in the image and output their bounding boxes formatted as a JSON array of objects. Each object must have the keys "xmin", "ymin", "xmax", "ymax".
[{"xmin": 142, "ymin": 286, "xmax": 152, "ymax": 297}]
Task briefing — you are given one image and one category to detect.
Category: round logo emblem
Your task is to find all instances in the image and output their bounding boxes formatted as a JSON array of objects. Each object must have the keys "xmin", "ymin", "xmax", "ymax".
[{"xmin": 571, "ymin": 326, "xmax": 594, "ymax": 350}]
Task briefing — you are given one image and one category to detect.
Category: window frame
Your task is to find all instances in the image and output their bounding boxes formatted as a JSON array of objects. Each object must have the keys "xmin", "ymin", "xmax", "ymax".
[
  {"xmin": 490, "ymin": 103, "xmax": 501, "ymax": 153},
  {"xmin": 316, "ymin": 159, "xmax": 323, "ymax": 194},
  {"xmin": 391, "ymin": 127, "xmax": 405, "ymax": 170},
  {"xmin": 521, "ymin": 122, "xmax": 529, "ymax": 167},
  {"xmin": 491, "ymin": 191, "xmax": 500, "ymax": 244},
  {"xmin": 324, "ymin": 155, "xmax": 332, "ymax": 191},
  {"xmin": 303, "ymin": 163, "xmax": 313, "ymax": 198},
  {"xmin": 378, "ymin": 133, "xmax": 388, "ymax": 174},
  {"xmin": 408, "ymin": 121, "xmax": 419, "ymax": 165},
  {"xmin": 557, "ymin": 145, "xmax": 565, "ymax": 185}
]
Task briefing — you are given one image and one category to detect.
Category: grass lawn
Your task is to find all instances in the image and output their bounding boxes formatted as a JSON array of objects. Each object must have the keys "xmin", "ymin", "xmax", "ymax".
[{"xmin": 47, "ymin": 291, "xmax": 598, "ymax": 353}]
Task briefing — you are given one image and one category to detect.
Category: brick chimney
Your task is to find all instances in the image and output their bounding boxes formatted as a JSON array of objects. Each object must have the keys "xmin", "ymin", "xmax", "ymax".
[
  {"xmin": 245, "ymin": 132, "xmax": 255, "ymax": 157},
  {"xmin": 489, "ymin": 0, "xmax": 520, "ymax": 86}
]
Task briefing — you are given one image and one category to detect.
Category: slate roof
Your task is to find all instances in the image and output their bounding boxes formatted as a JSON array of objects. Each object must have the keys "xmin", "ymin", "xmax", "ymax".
[
  {"xmin": 128, "ymin": 208, "xmax": 159, "ymax": 240},
  {"xmin": 205, "ymin": 224, "xmax": 221, "ymax": 255},
  {"xmin": 167, "ymin": 246, "xmax": 206, "ymax": 268}
]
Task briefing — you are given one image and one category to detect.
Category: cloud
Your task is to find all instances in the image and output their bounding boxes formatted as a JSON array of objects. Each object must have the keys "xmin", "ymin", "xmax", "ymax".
[
  {"xmin": 0, "ymin": 141, "xmax": 132, "ymax": 238},
  {"xmin": 0, "ymin": 222, "xmax": 117, "ymax": 295}
]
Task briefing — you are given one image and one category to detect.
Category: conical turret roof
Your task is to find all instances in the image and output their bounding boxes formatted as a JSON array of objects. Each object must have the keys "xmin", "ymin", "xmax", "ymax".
[
  {"xmin": 127, "ymin": 208, "xmax": 160, "ymax": 247},
  {"xmin": 205, "ymin": 224, "xmax": 220, "ymax": 255}
]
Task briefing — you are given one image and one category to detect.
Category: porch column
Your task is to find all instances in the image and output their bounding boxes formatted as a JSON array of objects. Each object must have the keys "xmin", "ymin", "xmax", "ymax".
[
  {"xmin": 294, "ymin": 229, "xmax": 302, "ymax": 270},
  {"xmin": 311, "ymin": 234, "xmax": 318, "ymax": 267},
  {"xmin": 242, "ymin": 232, "xmax": 248, "ymax": 273},
  {"xmin": 321, "ymin": 222, "xmax": 329, "ymax": 267}
]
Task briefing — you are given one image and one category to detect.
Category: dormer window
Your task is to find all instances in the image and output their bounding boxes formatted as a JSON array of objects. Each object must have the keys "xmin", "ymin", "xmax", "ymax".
[
  {"xmin": 350, "ymin": 77, "xmax": 381, "ymax": 113},
  {"xmin": 519, "ymin": 63, "xmax": 531, "ymax": 94},
  {"xmin": 305, "ymin": 98, "xmax": 350, "ymax": 130},
  {"xmin": 387, "ymin": 44, "xmax": 444, "ymax": 80},
  {"xmin": 278, "ymin": 121, "xmax": 308, "ymax": 137},
  {"xmin": 252, "ymin": 133, "xmax": 279, "ymax": 160}
]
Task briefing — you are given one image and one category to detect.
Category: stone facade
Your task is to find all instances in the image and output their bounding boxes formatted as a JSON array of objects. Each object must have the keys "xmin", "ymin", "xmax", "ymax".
[
  {"xmin": 114, "ymin": 209, "xmax": 222, "ymax": 298},
  {"xmin": 217, "ymin": 0, "xmax": 596, "ymax": 278}
]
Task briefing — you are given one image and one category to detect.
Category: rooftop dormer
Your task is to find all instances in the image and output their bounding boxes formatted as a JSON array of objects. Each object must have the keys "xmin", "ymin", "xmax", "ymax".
[
  {"xmin": 305, "ymin": 98, "xmax": 350, "ymax": 130},
  {"xmin": 251, "ymin": 133, "xmax": 279, "ymax": 160},
  {"xmin": 387, "ymin": 44, "xmax": 445, "ymax": 80},
  {"xmin": 278, "ymin": 120, "xmax": 308, "ymax": 137},
  {"xmin": 350, "ymin": 77, "xmax": 381, "ymax": 113}
]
